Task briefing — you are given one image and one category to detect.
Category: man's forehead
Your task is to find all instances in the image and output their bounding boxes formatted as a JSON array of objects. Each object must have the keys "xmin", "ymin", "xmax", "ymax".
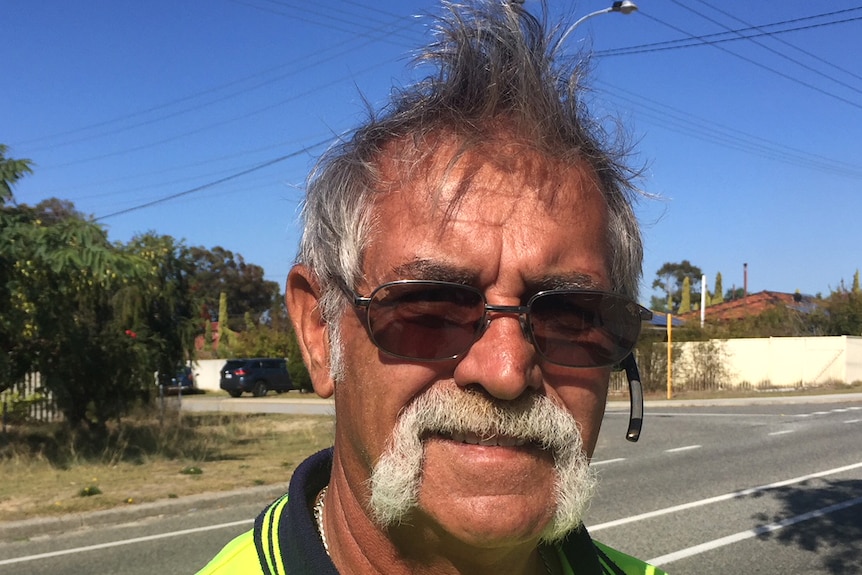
[{"xmin": 372, "ymin": 128, "xmax": 599, "ymax": 210}]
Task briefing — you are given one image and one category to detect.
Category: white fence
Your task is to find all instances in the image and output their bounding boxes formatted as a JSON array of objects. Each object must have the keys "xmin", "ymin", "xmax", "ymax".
[
  {"xmin": 668, "ymin": 335, "xmax": 862, "ymax": 389},
  {"xmin": 187, "ymin": 359, "xmax": 226, "ymax": 392},
  {"xmin": 0, "ymin": 372, "xmax": 61, "ymax": 423}
]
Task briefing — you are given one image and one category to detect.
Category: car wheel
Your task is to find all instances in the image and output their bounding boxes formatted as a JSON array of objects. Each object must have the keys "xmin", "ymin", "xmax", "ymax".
[
  {"xmin": 252, "ymin": 381, "xmax": 268, "ymax": 397},
  {"xmin": 228, "ymin": 390, "xmax": 242, "ymax": 398}
]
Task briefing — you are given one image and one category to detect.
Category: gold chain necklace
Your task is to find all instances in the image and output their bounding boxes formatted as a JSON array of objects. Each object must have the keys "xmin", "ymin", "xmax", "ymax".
[{"xmin": 313, "ymin": 485, "xmax": 330, "ymax": 555}]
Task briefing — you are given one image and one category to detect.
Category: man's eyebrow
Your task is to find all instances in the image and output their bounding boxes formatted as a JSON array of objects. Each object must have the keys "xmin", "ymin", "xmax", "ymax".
[
  {"xmin": 390, "ymin": 260, "xmax": 477, "ymax": 284},
  {"xmin": 529, "ymin": 273, "xmax": 603, "ymax": 291}
]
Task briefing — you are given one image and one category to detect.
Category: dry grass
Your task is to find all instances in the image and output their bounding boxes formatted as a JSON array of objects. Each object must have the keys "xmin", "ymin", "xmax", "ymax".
[{"xmin": 0, "ymin": 408, "xmax": 334, "ymax": 522}]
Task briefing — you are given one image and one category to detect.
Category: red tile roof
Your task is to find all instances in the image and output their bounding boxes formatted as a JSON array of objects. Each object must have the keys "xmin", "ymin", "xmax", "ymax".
[{"xmin": 677, "ymin": 290, "xmax": 811, "ymax": 322}]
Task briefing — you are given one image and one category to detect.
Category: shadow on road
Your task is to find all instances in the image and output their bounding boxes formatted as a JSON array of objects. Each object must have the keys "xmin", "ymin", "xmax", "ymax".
[{"xmin": 751, "ymin": 478, "xmax": 862, "ymax": 574}]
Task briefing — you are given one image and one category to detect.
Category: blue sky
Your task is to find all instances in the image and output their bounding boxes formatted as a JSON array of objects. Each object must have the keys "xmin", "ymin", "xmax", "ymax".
[{"xmin": 4, "ymin": 1, "xmax": 861, "ymax": 305}]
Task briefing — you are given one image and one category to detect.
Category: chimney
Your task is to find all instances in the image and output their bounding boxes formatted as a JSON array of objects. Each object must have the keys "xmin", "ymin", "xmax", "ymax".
[{"xmin": 743, "ymin": 262, "xmax": 748, "ymax": 298}]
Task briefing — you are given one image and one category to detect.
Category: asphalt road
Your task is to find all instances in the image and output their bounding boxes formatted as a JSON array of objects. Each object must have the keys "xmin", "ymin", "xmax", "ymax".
[{"xmin": 1, "ymin": 396, "xmax": 861, "ymax": 574}]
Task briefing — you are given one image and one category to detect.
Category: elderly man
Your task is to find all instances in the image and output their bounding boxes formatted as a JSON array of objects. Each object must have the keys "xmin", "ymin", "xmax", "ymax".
[{"xmin": 198, "ymin": 1, "xmax": 663, "ymax": 574}]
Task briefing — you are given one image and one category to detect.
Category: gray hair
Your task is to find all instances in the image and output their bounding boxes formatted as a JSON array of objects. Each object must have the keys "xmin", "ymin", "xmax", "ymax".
[{"xmin": 298, "ymin": 0, "xmax": 643, "ymax": 329}]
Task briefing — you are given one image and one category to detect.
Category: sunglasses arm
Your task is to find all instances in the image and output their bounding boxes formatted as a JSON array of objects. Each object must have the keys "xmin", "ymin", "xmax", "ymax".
[{"xmin": 621, "ymin": 353, "xmax": 644, "ymax": 442}]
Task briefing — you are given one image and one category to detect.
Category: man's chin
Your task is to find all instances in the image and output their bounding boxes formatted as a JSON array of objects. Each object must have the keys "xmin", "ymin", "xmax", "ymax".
[{"xmin": 410, "ymin": 437, "xmax": 560, "ymax": 539}]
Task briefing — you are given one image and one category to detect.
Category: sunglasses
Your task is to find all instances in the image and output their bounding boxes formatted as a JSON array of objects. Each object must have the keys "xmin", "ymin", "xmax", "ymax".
[{"xmin": 341, "ymin": 280, "xmax": 652, "ymax": 368}]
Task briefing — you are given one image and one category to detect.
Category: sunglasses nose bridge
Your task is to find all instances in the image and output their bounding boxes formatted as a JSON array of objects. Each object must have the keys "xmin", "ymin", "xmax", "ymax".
[{"xmin": 481, "ymin": 303, "xmax": 532, "ymax": 342}]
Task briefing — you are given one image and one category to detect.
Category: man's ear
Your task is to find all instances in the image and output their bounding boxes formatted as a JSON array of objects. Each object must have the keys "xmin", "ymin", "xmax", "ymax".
[{"xmin": 285, "ymin": 264, "xmax": 335, "ymax": 398}]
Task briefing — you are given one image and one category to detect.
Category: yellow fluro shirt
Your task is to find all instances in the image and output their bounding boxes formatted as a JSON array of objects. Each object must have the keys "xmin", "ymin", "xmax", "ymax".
[{"xmin": 196, "ymin": 526, "xmax": 668, "ymax": 575}]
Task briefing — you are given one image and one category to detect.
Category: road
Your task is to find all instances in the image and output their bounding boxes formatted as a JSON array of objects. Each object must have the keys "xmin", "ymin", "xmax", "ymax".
[{"xmin": 1, "ymin": 397, "xmax": 861, "ymax": 574}]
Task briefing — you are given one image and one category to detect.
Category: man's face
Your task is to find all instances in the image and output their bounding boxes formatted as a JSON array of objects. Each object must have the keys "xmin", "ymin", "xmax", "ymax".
[{"xmin": 332, "ymin": 134, "xmax": 613, "ymax": 548}]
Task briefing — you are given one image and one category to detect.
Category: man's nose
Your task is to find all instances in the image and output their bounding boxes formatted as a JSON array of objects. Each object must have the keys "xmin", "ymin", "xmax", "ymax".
[{"xmin": 452, "ymin": 311, "xmax": 542, "ymax": 400}]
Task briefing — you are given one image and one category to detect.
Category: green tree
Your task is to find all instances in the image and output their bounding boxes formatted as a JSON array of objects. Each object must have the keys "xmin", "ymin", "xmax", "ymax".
[
  {"xmin": 123, "ymin": 233, "xmax": 200, "ymax": 389},
  {"xmin": 712, "ymin": 272, "xmax": 724, "ymax": 305},
  {"xmin": 853, "ymin": 270, "xmax": 860, "ymax": 295},
  {"xmin": 0, "ymin": 144, "xmax": 33, "ymax": 204},
  {"xmin": 2, "ymin": 200, "xmax": 144, "ymax": 423},
  {"xmin": 725, "ymin": 287, "xmax": 745, "ymax": 301},
  {"xmin": 679, "ymin": 277, "xmax": 692, "ymax": 313},
  {"xmin": 652, "ymin": 260, "xmax": 703, "ymax": 313},
  {"xmin": 812, "ymin": 288, "xmax": 862, "ymax": 336},
  {"xmin": 217, "ymin": 291, "xmax": 231, "ymax": 354},
  {"xmin": 188, "ymin": 246, "xmax": 279, "ymax": 329},
  {"xmin": 1, "ymin": 198, "xmax": 199, "ymax": 428}
]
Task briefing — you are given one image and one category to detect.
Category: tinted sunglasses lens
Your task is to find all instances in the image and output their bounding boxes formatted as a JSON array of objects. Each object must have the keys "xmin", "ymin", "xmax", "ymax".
[
  {"xmin": 366, "ymin": 283, "xmax": 485, "ymax": 360},
  {"xmin": 529, "ymin": 292, "xmax": 642, "ymax": 367}
]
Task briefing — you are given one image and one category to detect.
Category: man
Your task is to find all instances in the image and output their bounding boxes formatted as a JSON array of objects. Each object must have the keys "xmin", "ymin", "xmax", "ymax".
[{"xmin": 198, "ymin": 1, "xmax": 663, "ymax": 573}]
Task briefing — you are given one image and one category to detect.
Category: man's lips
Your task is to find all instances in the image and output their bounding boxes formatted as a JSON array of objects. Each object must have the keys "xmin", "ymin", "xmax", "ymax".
[{"xmin": 433, "ymin": 431, "xmax": 531, "ymax": 448}]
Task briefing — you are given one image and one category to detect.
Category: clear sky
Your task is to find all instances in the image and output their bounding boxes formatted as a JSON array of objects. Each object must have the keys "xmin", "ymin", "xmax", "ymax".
[{"xmin": 4, "ymin": 1, "xmax": 861, "ymax": 305}]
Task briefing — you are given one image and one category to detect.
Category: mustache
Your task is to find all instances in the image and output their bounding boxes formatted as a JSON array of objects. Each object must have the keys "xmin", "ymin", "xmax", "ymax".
[{"xmin": 404, "ymin": 385, "xmax": 581, "ymax": 455}]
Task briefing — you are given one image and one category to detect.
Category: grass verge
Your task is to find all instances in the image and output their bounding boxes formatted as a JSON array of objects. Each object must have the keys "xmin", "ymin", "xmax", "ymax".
[{"xmin": 0, "ymin": 405, "xmax": 334, "ymax": 522}]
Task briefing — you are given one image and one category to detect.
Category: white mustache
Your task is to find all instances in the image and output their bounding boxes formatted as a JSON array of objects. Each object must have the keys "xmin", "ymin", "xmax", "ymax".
[{"xmin": 406, "ymin": 385, "xmax": 581, "ymax": 457}]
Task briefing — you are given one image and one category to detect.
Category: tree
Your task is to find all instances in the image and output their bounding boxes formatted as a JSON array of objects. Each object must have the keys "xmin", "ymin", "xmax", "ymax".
[
  {"xmin": 811, "ymin": 284, "xmax": 862, "ymax": 337},
  {"xmin": 123, "ymin": 233, "xmax": 200, "ymax": 388},
  {"xmin": 651, "ymin": 260, "xmax": 703, "ymax": 313},
  {"xmin": 188, "ymin": 246, "xmax": 279, "ymax": 329},
  {"xmin": 853, "ymin": 270, "xmax": 860, "ymax": 295},
  {"xmin": 712, "ymin": 272, "xmax": 724, "ymax": 305},
  {"xmin": 0, "ymin": 144, "xmax": 33, "ymax": 204},
  {"xmin": 679, "ymin": 277, "xmax": 692, "ymax": 313},
  {"xmin": 1, "ymin": 197, "xmax": 199, "ymax": 428},
  {"xmin": 725, "ymin": 287, "xmax": 745, "ymax": 301},
  {"xmin": 215, "ymin": 291, "xmax": 238, "ymax": 357}
]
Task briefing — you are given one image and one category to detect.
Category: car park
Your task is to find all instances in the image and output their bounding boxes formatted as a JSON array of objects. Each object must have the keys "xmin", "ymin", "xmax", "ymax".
[{"xmin": 219, "ymin": 358, "xmax": 293, "ymax": 397}]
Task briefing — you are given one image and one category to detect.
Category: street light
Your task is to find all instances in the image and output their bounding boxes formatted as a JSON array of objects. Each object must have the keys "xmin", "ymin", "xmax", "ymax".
[{"xmin": 555, "ymin": 1, "xmax": 639, "ymax": 49}]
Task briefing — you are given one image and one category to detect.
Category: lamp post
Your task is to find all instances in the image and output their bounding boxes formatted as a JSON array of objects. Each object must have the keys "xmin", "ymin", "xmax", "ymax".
[{"xmin": 555, "ymin": 0, "xmax": 639, "ymax": 48}]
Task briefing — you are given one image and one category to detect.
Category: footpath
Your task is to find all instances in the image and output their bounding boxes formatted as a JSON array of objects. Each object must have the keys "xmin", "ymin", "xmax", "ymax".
[{"xmin": 3, "ymin": 392, "xmax": 861, "ymax": 542}]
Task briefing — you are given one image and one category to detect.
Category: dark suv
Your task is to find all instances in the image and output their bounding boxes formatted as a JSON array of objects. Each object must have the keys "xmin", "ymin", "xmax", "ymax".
[{"xmin": 219, "ymin": 358, "xmax": 293, "ymax": 397}]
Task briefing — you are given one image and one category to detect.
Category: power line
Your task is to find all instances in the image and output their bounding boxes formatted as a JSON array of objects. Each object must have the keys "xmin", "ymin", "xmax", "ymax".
[
  {"xmin": 597, "ymin": 9, "xmax": 862, "ymax": 57},
  {"xmin": 665, "ymin": 0, "xmax": 862, "ymax": 99},
  {"xmin": 19, "ymin": 4, "xmax": 418, "ymax": 154},
  {"xmin": 597, "ymin": 80, "xmax": 862, "ymax": 179},
  {"xmin": 693, "ymin": 0, "xmax": 862, "ymax": 85},
  {"xmin": 94, "ymin": 138, "xmax": 332, "ymax": 221},
  {"xmin": 631, "ymin": 10, "xmax": 862, "ymax": 113}
]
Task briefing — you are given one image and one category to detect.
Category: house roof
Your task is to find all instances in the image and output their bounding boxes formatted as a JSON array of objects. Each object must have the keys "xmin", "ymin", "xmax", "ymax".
[{"xmin": 677, "ymin": 290, "xmax": 816, "ymax": 322}]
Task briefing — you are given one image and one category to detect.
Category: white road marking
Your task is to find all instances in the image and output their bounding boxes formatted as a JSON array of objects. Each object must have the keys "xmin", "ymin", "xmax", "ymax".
[
  {"xmin": 665, "ymin": 445, "xmax": 701, "ymax": 453},
  {"xmin": 768, "ymin": 430, "xmax": 795, "ymax": 436},
  {"xmin": 0, "ymin": 519, "xmax": 252, "ymax": 566},
  {"xmin": 845, "ymin": 418, "xmax": 862, "ymax": 424},
  {"xmin": 589, "ymin": 461, "xmax": 862, "ymax": 532},
  {"xmin": 647, "ymin": 495, "xmax": 862, "ymax": 566},
  {"xmin": 592, "ymin": 458, "xmax": 626, "ymax": 466}
]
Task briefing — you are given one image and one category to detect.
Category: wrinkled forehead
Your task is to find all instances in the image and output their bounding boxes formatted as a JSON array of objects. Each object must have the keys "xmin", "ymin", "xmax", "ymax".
[{"xmin": 370, "ymin": 128, "xmax": 605, "ymax": 227}]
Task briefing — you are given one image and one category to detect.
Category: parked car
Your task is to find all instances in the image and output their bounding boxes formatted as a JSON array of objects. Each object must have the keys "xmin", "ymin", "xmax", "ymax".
[
  {"xmin": 219, "ymin": 358, "xmax": 293, "ymax": 397},
  {"xmin": 158, "ymin": 366, "xmax": 197, "ymax": 394}
]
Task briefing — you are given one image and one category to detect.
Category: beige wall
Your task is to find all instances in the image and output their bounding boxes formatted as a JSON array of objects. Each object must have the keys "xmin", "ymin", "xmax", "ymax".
[{"xmin": 674, "ymin": 335, "xmax": 862, "ymax": 388}]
